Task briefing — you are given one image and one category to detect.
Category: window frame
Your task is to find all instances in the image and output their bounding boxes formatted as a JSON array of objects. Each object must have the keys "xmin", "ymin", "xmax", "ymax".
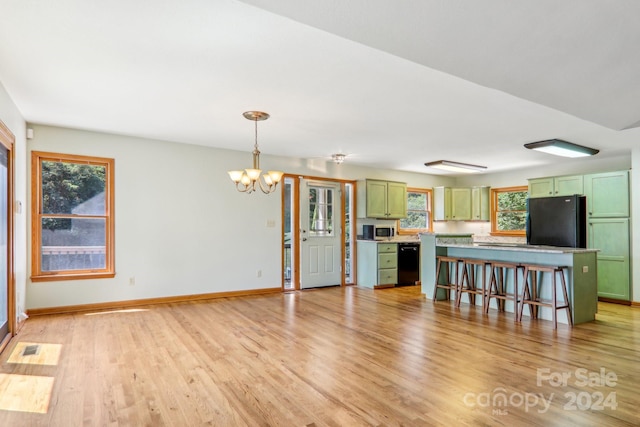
[
  {"xmin": 31, "ymin": 151, "xmax": 115, "ymax": 281},
  {"xmin": 397, "ymin": 187, "xmax": 433, "ymax": 235},
  {"xmin": 490, "ymin": 185, "xmax": 527, "ymax": 237}
]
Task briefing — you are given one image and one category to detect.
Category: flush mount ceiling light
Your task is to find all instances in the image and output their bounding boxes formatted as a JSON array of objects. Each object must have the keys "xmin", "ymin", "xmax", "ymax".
[
  {"xmin": 332, "ymin": 153, "xmax": 346, "ymax": 164},
  {"xmin": 524, "ymin": 139, "xmax": 599, "ymax": 158},
  {"xmin": 228, "ymin": 111, "xmax": 284, "ymax": 194},
  {"xmin": 424, "ymin": 160, "xmax": 487, "ymax": 174}
]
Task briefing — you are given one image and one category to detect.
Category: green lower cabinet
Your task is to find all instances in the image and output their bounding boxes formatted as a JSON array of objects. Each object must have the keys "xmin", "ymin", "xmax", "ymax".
[
  {"xmin": 356, "ymin": 241, "xmax": 398, "ymax": 288},
  {"xmin": 589, "ymin": 218, "xmax": 630, "ymax": 300}
]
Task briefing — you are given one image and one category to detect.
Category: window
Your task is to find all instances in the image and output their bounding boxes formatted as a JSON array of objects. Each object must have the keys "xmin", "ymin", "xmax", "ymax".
[
  {"xmin": 31, "ymin": 151, "xmax": 115, "ymax": 281},
  {"xmin": 491, "ymin": 186, "xmax": 527, "ymax": 236},
  {"xmin": 397, "ymin": 188, "xmax": 432, "ymax": 234},
  {"xmin": 308, "ymin": 185, "xmax": 334, "ymax": 236}
]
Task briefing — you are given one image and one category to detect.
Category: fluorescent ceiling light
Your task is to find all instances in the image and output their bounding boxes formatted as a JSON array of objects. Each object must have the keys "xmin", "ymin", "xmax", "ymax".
[
  {"xmin": 524, "ymin": 139, "xmax": 599, "ymax": 158},
  {"xmin": 424, "ymin": 160, "xmax": 487, "ymax": 173}
]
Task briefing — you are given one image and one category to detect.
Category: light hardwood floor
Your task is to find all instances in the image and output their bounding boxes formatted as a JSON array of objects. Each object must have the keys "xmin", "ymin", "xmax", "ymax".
[{"xmin": 1, "ymin": 286, "xmax": 638, "ymax": 426}]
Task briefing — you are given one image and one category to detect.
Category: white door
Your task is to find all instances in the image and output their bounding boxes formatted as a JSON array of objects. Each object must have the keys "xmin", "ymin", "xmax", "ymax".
[{"xmin": 300, "ymin": 179, "xmax": 341, "ymax": 289}]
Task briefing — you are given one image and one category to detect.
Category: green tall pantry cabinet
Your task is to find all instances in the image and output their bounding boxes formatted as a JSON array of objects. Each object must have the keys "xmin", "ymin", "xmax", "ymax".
[
  {"xmin": 529, "ymin": 170, "xmax": 631, "ymax": 301},
  {"xmin": 584, "ymin": 171, "xmax": 630, "ymax": 301}
]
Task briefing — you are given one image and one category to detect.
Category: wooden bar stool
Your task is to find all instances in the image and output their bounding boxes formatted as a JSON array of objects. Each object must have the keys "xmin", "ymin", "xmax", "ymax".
[
  {"xmin": 484, "ymin": 261, "xmax": 522, "ymax": 322},
  {"xmin": 456, "ymin": 258, "xmax": 491, "ymax": 308},
  {"xmin": 432, "ymin": 255, "xmax": 461, "ymax": 302},
  {"xmin": 518, "ymin": 264, "xmax": 573, "ymax": 329}
]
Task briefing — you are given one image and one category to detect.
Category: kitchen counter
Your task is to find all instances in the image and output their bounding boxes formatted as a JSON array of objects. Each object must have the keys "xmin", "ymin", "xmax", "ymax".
[
  {"xmin": 447, "ymin": 242, "xmax": 598, "ymax": 254},
  {"xmin": 420, "ymin": 235, "xmax": 598, "ymax": 324},
  {"xmin": 356, "ymin": 238, "xmax": 421, "ymax": 244}
]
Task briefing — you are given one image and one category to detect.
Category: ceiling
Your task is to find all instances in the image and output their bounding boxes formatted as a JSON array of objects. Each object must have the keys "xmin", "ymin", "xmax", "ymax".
[{"xmin": 1, "ymin": 0, "xmax": 639, "ymax": 175}]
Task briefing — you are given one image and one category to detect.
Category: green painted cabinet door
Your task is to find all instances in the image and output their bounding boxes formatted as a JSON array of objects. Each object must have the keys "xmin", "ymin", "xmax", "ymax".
[
  {"xmin": 584, "ymin": 171, "xmax": 629, "ymax": 218},
  {"xmin": 529, "ymin": 175, "xmax": 583, "ymax": 198},
  {"xmin": 386, "ymin": 181, "xmax": 407, "ymax": 219},
  {"xmin": 451, "ymin": 188, "xmax": 472, "ymax": 220},
  {"xmin": 528, "ymin": 177, "xmax": 554, "ymax": 198},
  {"xmin": 433, "ymin": 187, "xmax": 451, "ymax": 220},
  {"xmin": 362, "ymin": 179, "xmax": 406, "ymax": 219},
  {"xmin": 471, "ymin": 186, "xmax": 490, "ymax": 220},
  {"xmin": 365, "ymin": 180, "xmax": 388, "ymax": 218},
  {"xmin": 554, "ymin": 175, "xmax": 583, "ymax": 196},
  {"xmin": 589, "ymin": 218, "xmax": 630, "ymax": 301}
]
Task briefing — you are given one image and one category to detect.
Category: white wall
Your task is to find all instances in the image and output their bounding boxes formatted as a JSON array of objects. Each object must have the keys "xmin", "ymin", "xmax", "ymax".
[
  {"xmin": 26, "ymin": 125, "xmax": 456, "ymax": 309},
  {"xmin": 0, "ymin": 82, "xmax": 27, "ymax": 320}
]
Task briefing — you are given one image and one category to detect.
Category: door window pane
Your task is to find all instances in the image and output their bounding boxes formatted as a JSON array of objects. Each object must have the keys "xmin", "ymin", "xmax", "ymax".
[{"xmin": 309, "ymin": 186, "xmax": 333, "ymax": 236}]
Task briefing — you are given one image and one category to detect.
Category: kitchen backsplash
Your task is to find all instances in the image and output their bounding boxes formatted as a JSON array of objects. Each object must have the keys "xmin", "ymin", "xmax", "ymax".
[{"xmin": 434, "ymin": 220, "xmax": 526, "ymax": 244}]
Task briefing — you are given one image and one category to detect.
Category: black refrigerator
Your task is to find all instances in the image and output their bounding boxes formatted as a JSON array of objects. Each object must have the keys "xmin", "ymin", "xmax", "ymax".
[{"xmin": 526, "ymin": 195, "xmax": 587, "ymax": 248}]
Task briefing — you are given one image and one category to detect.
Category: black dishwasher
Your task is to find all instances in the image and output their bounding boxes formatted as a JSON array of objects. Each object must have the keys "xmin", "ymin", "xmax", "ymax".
[{"xmin": 397, "ymin": 243, "xmax": 420, "ymax": 286}]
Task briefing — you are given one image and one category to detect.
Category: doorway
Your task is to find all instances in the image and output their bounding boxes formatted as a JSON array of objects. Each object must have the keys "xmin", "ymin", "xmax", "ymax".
[
  {"xmin": 0, "ymin": 120, "xmax": 15, "ymax": 353},
  {"xmin": 282, "ymin": 176, "xmax": 355, "ymax": 290}
]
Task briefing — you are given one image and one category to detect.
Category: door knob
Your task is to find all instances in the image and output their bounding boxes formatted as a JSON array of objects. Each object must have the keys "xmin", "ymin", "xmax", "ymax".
[{"xmin": 302, "ymin": 237, "xmax": 307, "ymax": 241}]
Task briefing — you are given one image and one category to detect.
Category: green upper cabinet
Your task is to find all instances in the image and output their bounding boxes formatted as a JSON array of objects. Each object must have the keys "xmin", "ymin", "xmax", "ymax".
[
  {"xmin": 584, "ymin": 170, "xmax": 629, "ymax": 218},
  {"xmin": 433, "ymin": 187, "xmax": 452, "ymax": 220},
  {"xmin": 434, "ymin": 186, "xmax": 489, "ymax": 221},
  {"xmin": 358, "ymin": 179, "xmax": 407, "ymax": 219},
  {"xmin": 386, "ymin": 181, "xmax": 408, "ymax": 219},
  {"xmin": 528, "ymin": 177, "xmax": 554, "ymax": 197},
  {"xmin": 451, "ymin": 188, "xmax": 472, "ymax": 220},
  {"xmin": 471, "ymin": 186, "xmax": 490, "ymax": 221},
  {"xmin": 364, "ymin": 180, "xmax": 388, "ymax": 218},
  {"xmin": 528, "ymin": 175, "xmax": 583, "ymax": 198}
]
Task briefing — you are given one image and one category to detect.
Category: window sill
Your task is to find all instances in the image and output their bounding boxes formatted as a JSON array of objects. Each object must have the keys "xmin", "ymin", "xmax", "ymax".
[
  {"xmin": 397, "ymin": 230, "xmax": 430, "ymax": 235},
  {"xmin": 31, "ymin": 272, "xmax": 116, "ymax": 282}
]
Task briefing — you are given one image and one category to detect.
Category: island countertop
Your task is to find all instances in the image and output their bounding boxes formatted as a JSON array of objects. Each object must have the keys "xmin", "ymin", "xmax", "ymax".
[
  {"xmin": 420, "ymin": 233, "xmax": 598, "ymax": 324},
  {"xmin": 441, "ymin": 242, "xmax": 599, "ymax": 254}
]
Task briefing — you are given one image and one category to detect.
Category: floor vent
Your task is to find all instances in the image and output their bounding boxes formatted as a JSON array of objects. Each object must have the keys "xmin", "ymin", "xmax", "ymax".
[{"xmin": 22, "ymin": 344, "xmax": 40, "ymax": 356}]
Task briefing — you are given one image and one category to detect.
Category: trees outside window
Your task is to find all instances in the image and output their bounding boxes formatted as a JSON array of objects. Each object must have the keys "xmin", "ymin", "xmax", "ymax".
[
  {"xmin": 491, "ymin": 186, "xmax": 527, "ymax": 236},
  {"xmin": 31, "ymin": 151, "xmax": 115, "ymax": 281},
  {"xmin": 398, "ymin": 188, "xmax": 432, "ymax": 234}
]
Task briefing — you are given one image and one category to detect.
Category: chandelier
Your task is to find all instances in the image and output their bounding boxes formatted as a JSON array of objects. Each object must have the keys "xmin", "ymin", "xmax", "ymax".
[{"xmin": 228, "ymin": 111, "xmax": 284, "ymax": 194}]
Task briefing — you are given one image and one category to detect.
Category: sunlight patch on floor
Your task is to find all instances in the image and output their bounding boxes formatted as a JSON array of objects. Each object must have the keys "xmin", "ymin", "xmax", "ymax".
[
  {"xmin": 0, "ymin": 374, "xmax": 54, "ymax": 414},
  {"xmin": 7, "ymin": 342, "xmax": 62, "ymax": 366},
  {"xmin": 84, "ymin": 308, "xmax": 149, "ymax": 316}
]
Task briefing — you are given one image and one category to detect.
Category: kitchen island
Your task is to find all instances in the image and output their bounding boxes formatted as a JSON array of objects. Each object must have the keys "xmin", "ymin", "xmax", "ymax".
[{"xmin": 420, "ymin": 233, "xmax": 599, "ymax": 324}]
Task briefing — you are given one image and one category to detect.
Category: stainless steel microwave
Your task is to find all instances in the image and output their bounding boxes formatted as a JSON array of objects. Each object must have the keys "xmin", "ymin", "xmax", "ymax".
[{"xmin": 363, "ymin": 225, "xmax": 395, "ymax": 240}]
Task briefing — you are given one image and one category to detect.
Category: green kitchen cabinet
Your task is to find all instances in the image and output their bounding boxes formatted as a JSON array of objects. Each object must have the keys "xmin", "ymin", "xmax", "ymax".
[
  {"xmin": 433, "ymin": 187, "xmax": 452, "ymax": 220},
  {"xmin": 584, "ymin": 170, "xmax": 629, "ymax": 218},
  {"xmin": 528, "ymin": 170, "xmax": 631, "ymax": 302},
  {"xmin": 356, "ymin": 241, "xmax": 398, "ymax": 288},
  {"xmin": 528, "ymin": 175, "xmax": 583, "ymax": 198},
  {"xmin": 434, "ymin": 187, "xmax": 471, "ymax": 220},
  {"xmin": 589, "ymin": 218, "xmax": 630, "ymax": 301},
  {"xmin": 358, "ymin": 179, "xmax": 407, "ymax": 219},
  {"xmin": 471, "ymin": 186, "xmax": 490, "ymax": 220},
  {"xmin": 434, "ymin": 187, "xmax": 487, "ymax": 221},
  {"xmin": 528, "ymin": 177, "xmax": 554, "ymax": 197},
  {"xmin": 451, "ymin": 188, "xmax": 472, "ymax": 220}
]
